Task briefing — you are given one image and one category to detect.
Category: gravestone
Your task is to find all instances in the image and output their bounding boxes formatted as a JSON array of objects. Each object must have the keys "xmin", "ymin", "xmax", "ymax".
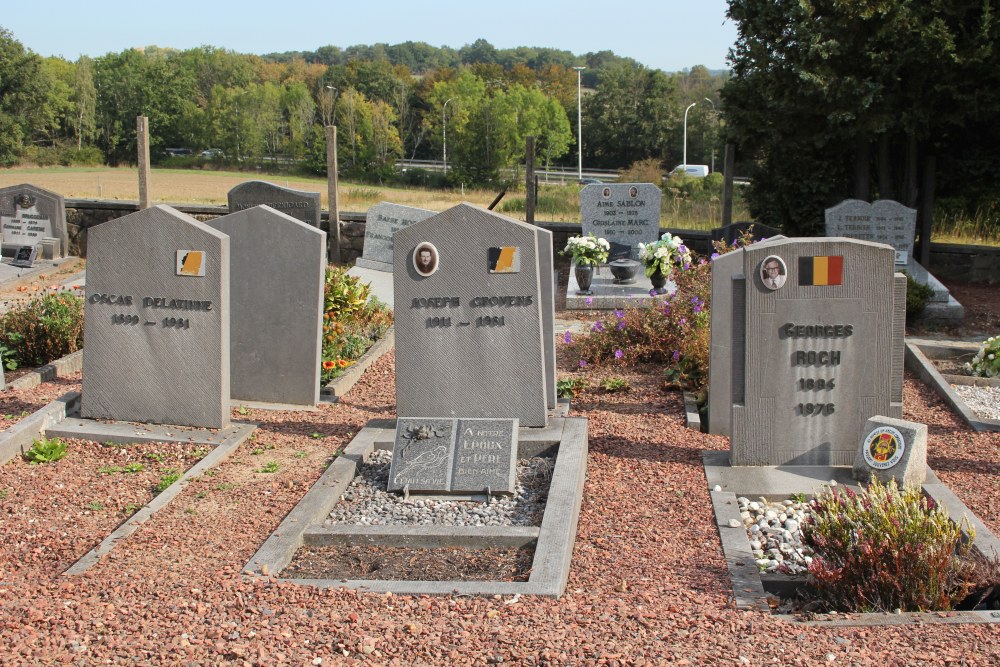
[
  {"xmin": 0, "ymin": 184, "xmax": 68, "ymax": 258},
  {"xmin": 356, "ymin": 202, "xmax": 434, "ymax": 271},
  {"xmin": 728, "ymin": 237, "xmax": 906, "ymax": 466},
  {"xmin": 207, "ymin": 205, "xmax": 325, "ymax": 406},
  {"xmin": 825, "ymin": 200, "xmax": 915, "ymax": 265},
  {"xmin": 710, "ymin": 221, "xmax": 781, "ymax": 247},
  {"xmin": 387, "ymin": 417, "xmax": 518, "ymax": 495},
  {"xmin": 852, "ymin": 415, "xmax": 927, "ymax": 487},
  {"xmin": 707, "ymin": 236, "xmax": 785, "ymax": 436},
  {"xmin": 227, "ymin": 181, "xmax": 321, "ymax": 229},
  {"xmin": 535, "ymin": 226, "xmax": 557, "ymax": 409},
  {"xmin": 580, "ymin": 183, "xmax": 661, "ymax": 260},
  {"xmin": 82, "ymin": 205, "xmax": 230, "ymax": 429},
  {"xmin": 393, "ymin": 203, "xmax": 549, "ymax": 427}
]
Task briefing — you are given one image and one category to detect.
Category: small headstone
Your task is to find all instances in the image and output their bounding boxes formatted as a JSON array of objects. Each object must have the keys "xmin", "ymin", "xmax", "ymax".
[
  {"xmin": 393, "ymin": 204, "xmax": 549, "ymax": 427},
  {"xmin": 206, "ymin": 205, "xmax": 325, "ymax": 406},
  {"xmin": 81, "ymin": 205, "xmax": 230, "ymax": 428},
  {"xmin": 11, "ymin": 245, "xmax": 37, "ymax": 268},
  {"xmin": 387, "ymin": 417, "xmax": 518, "ymax": 495},
  {"xmin": 227, "ymin": 181, "xmax": 321, "ymax": 229},
  {"xmin": 356, "ymin": 202, "xmax": 434, "ymax": 271},
  {"xmin": 728, "ymin": 237, "xmax": 906, "ymax": 466},
  {"xmin": 0, "ymin": 184, "xmax": 68, "ymax": 258},
  {"xmin": 825, "ymin": 200, "xmax": 915, "ymax": 265},
  {"xmin": 580, "ymin": 183, "xmax": 662, "ymax": 260},
  {"xmin": 852, "ymin": 416, "xmax": 927, "ymax": 487}
]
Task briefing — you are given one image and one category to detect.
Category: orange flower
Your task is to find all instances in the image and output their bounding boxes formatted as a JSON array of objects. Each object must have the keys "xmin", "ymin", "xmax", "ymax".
[
  {"xmin": 337, "ymin": 359, "xmax": 349, "ymax": 368},
  {"xmin": 322, "ymin": 361, "xmax": 335, "ymax": 369}
]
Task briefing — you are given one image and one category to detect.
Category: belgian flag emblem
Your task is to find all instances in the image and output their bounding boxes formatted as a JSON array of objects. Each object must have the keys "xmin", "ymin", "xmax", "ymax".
[
  {"xmin": 488, "ymin": 246, "xmax": 520, "ymax": 273},
  {"xmin": 798, "ymin": 255, "xmax": 843, "ymax": 286}
]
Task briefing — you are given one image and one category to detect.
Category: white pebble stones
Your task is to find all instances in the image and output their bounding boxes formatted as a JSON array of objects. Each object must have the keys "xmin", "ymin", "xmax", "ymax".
[{"xmin": 738, "ymin": 495, "xmax": 815, "ymax": 574}]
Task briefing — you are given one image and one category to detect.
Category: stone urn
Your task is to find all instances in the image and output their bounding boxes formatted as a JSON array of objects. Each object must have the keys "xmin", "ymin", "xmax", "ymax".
[
  {"xmin": 609, "ymin": 258, "xmax": 641, "ymax": 285},
  {"xmin": 575, "ymin": 263, "xmax": 595, "ymax": 294}
]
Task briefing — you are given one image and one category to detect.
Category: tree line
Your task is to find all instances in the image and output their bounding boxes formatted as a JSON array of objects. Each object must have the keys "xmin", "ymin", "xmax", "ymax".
[{"xmin": 0, "ymin": 28, "xmax": 725, "ymax": 185}]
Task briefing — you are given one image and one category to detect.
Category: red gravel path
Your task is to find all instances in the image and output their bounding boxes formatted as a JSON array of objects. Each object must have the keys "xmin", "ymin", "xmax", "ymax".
[{"xmin": 0, "ymin": 352, "xmax": 998, "ymax": 665}]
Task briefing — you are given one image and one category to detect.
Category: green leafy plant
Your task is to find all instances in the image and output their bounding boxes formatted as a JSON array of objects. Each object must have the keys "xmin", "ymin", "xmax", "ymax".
[
  {"xmin": 802, "ymin": 478, "xmax": 976, "ymax": 612},
  {"xmin": 321, "ymin": 268, "xmax": 393, "ymax": 384},
  {"xmin": 99, "ymin": 462, "xmax": 145, "ymax": 474},
  {"xmin": 155, "ymin": 469, "xmax": 182, "ymax": 493},
  {"xmin": 145, "ymin": 452, "xmax": 166, "ymax": 463},
  {"xmin": 904, "ymin": 273, "xmax": 934, "ymax": 321},
  {"xmin": 599, "ymin": 376, "xmax": 630, "ymax": 393},
  {"xmin": 0, "ymin": 343, "xmax": 18, "ymax": 371},
  {"xmin": 965, "ymin": 335, "xmax": 1000, "ymax": 378},
  {"xmin": 23, "ymin": 437, "xmax": 68, "ymax": 464},
  {"xmin": 555, "ymin": 376, "xmax": 588, "ymax": 398},
  {"xmin": 237, "ymin": 404, "xmax": 250, "ymax": 416},
  {"xmin": 86, "ymin": 501, "xmax": 104, "ymax": 511},
  {"xmin": 0, "ymin": 292, "xmax": 84, "ymax": 368},
  {"xmin": 123, "ymin": 502, "xmax": 140, "ymax": 516},
  {"xmin": 257, "ymin": 461, "xmax": 280, "ymax": 474},
  {"xmin": 294, "ymin": 451, "xmax": 308, "ymax": 459}
]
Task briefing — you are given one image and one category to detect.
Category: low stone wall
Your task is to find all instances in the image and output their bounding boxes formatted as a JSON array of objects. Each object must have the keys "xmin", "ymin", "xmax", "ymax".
[{"xmin": 65, "ymin": 200, "xmax": 1000, "ymax": 284}]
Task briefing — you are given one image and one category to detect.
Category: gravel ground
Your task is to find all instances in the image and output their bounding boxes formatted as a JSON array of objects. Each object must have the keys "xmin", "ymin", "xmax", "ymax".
[
  {"xmin": 951, "ymin": 384, "xmax": 1000, "ymax": 420},
  {"xmin": 1, "ymin": 350, "xmax": 999, "ymax": 663}
]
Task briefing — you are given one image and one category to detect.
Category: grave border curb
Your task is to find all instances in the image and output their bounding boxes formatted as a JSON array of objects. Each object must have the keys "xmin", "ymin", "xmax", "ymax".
[
  {"xmin": 245, "ymin": 416, "xmax": 587, "ymax": 598},
  {"xmin": 6, "ymin": 349, "xmax": 83, "ymax": 391},
  {"xmin": 62, "ymin": 421, "xmax": 257, "ymax": 575},
  {"xmin": 321, "ymin": 327, "xmax": 395, "ymax": 401},
  {"xmin": 0, "ymin": 390, "xmax": 80, "ymax": 466},
  {"xmin": 904, "ymin": 338, "xmax": 1000, "ymax": 432},
  {"xmin": 703, "ymin": 450, "xmax": 1000, "ymax": 625}
]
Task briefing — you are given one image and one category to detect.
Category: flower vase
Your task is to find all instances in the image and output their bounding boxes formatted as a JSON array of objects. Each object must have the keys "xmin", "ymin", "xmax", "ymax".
[
  {"xmin": 575, "ymin": 263, "xmax": 595, "ymax": 294},
  {"xmin": 649, "ymin": 267, "xmax": 668, "ymax": 295}
]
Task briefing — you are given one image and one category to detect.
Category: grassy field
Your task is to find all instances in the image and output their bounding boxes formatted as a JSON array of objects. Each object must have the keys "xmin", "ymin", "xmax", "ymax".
[{"xmin": 0, "ymin": 166, "xmax": 748, "ymax": 230}]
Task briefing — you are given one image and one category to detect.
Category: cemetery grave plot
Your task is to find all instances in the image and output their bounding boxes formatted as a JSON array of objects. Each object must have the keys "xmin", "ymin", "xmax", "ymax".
[
  {"xmin": 0, "ymin": 437, "xmax": 210, "ymax": 580},
  {"xmin": 905, "ymin": 339, "xmax": 1000, "ymax": 432}
]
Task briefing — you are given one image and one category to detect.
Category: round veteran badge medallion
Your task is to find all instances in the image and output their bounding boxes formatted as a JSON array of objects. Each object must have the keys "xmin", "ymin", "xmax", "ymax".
[{"xmin": 863, "ymin": 426, "xmax": 905, "ymax": 469}]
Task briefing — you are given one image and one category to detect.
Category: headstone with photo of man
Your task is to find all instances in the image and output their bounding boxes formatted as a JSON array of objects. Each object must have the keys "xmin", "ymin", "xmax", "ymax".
[{"xmin": 725, "ymin": 237, "xmax": 906, "ymax": 466}]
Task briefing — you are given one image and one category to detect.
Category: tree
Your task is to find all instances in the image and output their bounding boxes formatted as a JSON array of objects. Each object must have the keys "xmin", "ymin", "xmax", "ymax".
[
  {"xmin": 723, "ymin": 0, "xmax": 1000, "ymax": 234},
  {"xmin": 0, "ymin": 27, "xmax": 49, "ymax": 164}
]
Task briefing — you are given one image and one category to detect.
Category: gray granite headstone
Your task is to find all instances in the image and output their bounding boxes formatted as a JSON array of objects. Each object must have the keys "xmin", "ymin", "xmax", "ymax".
[
  {"xmin": 0, "ymin": 184, "xmax": 68, "ymax": 258},
  {"xmin": 729, "ymin": 237, "xmax": 906, "ymax": 466},
  {"xmin": 82, "ymin": 205, "xmax": 230, "ymax": 428},
  {"xmin": 451, "ymin": 418, "xmax": 518, "ymax": 494},
  {"xmin": 580, "ymin": 183, "xmax": 662, "ymax": 260},
  {"xmin": 825, "ymin": 200, "xmax": 915, "ymax": 265},
  {"xmin": 393, "ymin": 203, "xmax": 549, "ymax": 427},
  {"xmin": 388, "ymin": 417, "xmax": 518, "ymax": 494},
  {"xmin": 356, "ymin": 202, "xmax": 434, "ymax": 271},
  {"xmin": 207, "ymin": 205, "xmax": 325, "ymax": 406},
  {"xmin": 707, "ymin": 236, "xmax": 786, "ymax": 436},
  {"xmin": 227, "ymin": 181, "xmax": 321, "ymax": 228},
  {"xmin": 852, "ymin": 415, "xmax": 927, "ymax": 487}
]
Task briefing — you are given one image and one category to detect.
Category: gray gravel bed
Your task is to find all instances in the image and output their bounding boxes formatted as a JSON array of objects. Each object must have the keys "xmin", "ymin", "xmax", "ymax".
[
  {"xmin": 738, "ymin": 495, "xmax": 815, "ymax": 575},
  {"xmin": 326, "ymin": 449, "xmax": 552, "ymax": 527},
  {"xmin": 950, "ymin": 384, "xmax": 1000, "ymax": 420}
]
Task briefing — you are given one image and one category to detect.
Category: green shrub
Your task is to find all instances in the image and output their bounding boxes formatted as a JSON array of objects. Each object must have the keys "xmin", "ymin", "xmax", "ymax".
[
  {"xmin": 556, "ymin": 376, "xmax": 589, "ymax": 398},
  {"xmin": 904, "ymin": 273, "xmax": 934, "ymax": 321},
  {"xmin": 802, "ymin": 478, "xmax": 976, "ymax": 612},
  {"xmin": 321, "ymin": 268, "xmax": 393, "ymax": 385},
  {"xmin": 23, "ymin": 437, "xmax": 68, "ymax": 464},
  {"xmin": 155, "ymin": 469, "xmax": 182, "ymax": 493},
  {"xmin": 1, "ymin": 292, "xmax": 84, "ymax": 368}
]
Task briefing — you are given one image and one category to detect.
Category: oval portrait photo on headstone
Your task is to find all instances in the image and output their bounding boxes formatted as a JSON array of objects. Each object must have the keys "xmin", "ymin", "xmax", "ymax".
[
  {"xmin": 760, "ymin": 255, "xmax": 787, "ymax": 290},
  {"xmin": 863, "ymin": 426, "xmax": 905, "ymax": 469},
  {"xmin": 413, "ymin": 241, "xmax": 439, "ymax": 277}
]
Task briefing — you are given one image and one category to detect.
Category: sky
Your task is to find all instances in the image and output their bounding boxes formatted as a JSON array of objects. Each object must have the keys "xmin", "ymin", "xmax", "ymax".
[{"xmin": 4, "ymin": 0, "xmax": 738, "ymax": 73}]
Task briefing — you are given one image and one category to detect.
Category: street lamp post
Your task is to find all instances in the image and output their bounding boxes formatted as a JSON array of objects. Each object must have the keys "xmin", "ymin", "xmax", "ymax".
[
  {"xmin": 573, "ymin": 66, "xmax": 585, "ymax": 182},
  {"xmin": 683, "ymin": 102, "xmax": 697, "ymax": 169},
  {"xmin": 443, "ymin": 97, "xmax": 455, "ymax": 175},
  {"xmin": 703, "ymin": 97, "xmax": 716, "ymax": 172}
]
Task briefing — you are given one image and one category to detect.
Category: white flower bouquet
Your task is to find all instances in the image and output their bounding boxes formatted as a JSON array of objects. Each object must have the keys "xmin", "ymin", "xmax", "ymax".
[
  {"xmin": 563, "ymin": 234, "xmax": 610, "ymax": 266},
  {"xmin": 637, "ymin": 232, "xmax": 692, "ymax": 278},
  {"xmin": 964, "ymin": 335, "xmax": 1000, "ymax": 378}
]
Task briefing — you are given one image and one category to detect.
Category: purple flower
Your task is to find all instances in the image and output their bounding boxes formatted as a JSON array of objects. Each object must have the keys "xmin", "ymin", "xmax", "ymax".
[
  {"xmin": 616, "ymin": 320, "xmax": 626, "ymax": 331},
  {"xmin": 679, "ymin": 244, "xmax": 687, "ymax": 253},
  {"xmin": 591, "ymin": 321, "xmax": 605, "ymax": 332},
  {"xmin": 683, "ymin": 262, "xmax": 691, "ymax": 270},
  {"xmin": 710, "ymin": 252, "xmax": 720, "ymax": 260},
  {"xmin": 563, "ymin": 331, "xmax": 572, "ymax": 344},
  {"xmin": 585, "ymin": 297, "xmax": 593, "ymax": 305},
  {"xmin": 690, "ymin": 297, "xmax": 700, "ymax": 304},
  {"xmin": 614, "ymin": 308, "xmax": 625, "ymax": 319},
  {"xmin": 679, "ymin": 318, "xmax": 687, "ymax": 326},
  {"xmin": 649, "ymin": 289, "xmax": 657, "ymax": 296},
  {"xmin": 579, "ymin": 359, "xmax": 588, "ymax": 368},
  {"xmin": 693, "ymin": 304, "xmax": 703, "ymax": 313},
  {"xmin": 614, "ymin": 349, "xmax": 624, "ymax": 359},
  {"xmin": 672, "ymin": 350, "xmax": 681, "ymax": 362}
]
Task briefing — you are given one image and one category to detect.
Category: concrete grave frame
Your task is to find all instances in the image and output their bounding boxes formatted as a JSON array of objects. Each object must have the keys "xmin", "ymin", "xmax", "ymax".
[
  {"xmin": 703, "ymin": 450, "xmax": 1000, "ymax": 625},
  {"xmin": 905, "ymin": 338, "xmax": 1000, "ymax": 432},
  {"xmin": 245, "ymin": 411, "xmax": 588, "ymax": 597}
]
